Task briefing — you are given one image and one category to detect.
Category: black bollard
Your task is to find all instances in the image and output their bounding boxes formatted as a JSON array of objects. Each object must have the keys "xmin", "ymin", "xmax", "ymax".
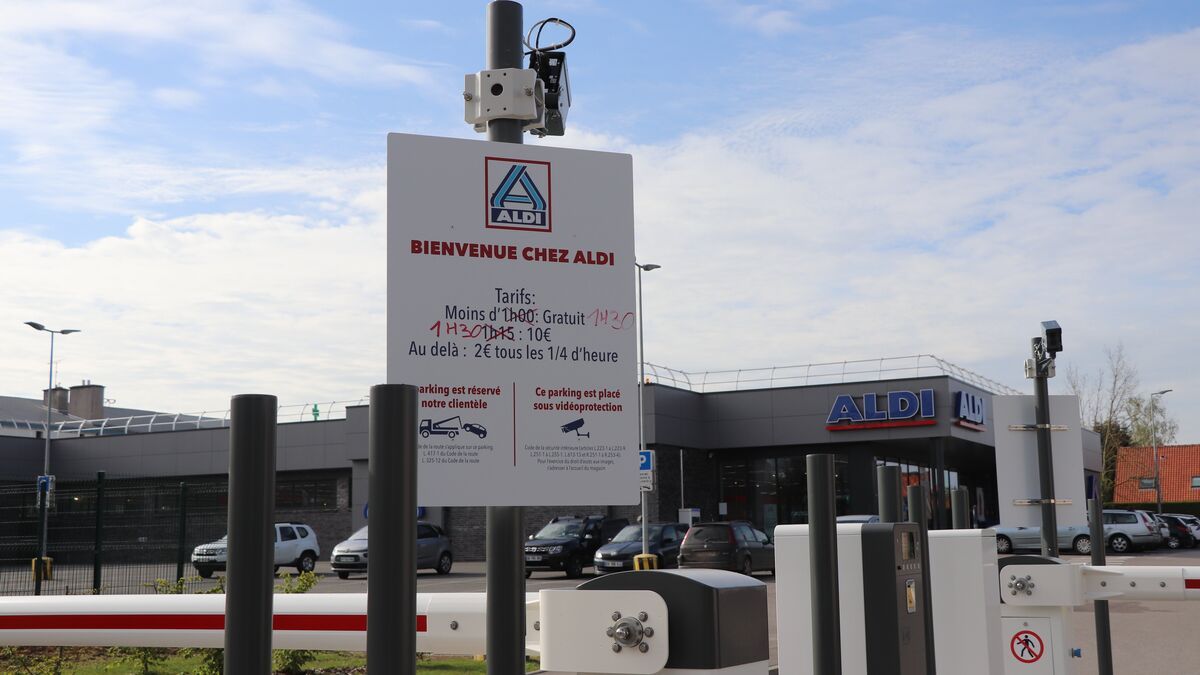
[{"xmin": 224, "ymin": 394, "xmax": 277, "ymax": 675}]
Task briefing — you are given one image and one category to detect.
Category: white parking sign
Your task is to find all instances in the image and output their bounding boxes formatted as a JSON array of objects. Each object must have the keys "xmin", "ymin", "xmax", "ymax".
[{"xmin": 388, "ymin": 133, "xmax": 638, "ymax": 507}]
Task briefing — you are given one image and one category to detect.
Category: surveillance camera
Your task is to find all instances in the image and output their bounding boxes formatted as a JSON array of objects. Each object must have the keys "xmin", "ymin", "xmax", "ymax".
[{"xmin": 1041, "ymin": 320, "xmax": 1063, "ymax": 356}]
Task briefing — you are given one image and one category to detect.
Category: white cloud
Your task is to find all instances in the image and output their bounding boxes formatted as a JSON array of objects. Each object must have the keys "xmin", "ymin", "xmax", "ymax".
[
  {"xmin": 0, "ymin": 18, "xmax": 1198, "ymax": 442},
  {"xmin": 0, "ymin": 1, "xmax": 433, "ymax": 88},
  {"xmin": 151, "ymin": 87, "xmax": 202, "ymax": 109}
]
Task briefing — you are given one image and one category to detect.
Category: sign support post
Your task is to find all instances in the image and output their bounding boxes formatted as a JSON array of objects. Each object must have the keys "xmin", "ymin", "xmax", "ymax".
[{"xmin": 484, "ymin": 3, "xmax": 527, "ymax": 674}]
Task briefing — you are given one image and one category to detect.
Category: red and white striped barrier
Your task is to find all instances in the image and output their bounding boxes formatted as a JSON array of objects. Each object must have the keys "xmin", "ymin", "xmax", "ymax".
[{"xmin": 0, "ymin": 592, "xmax": 539, "ymax": 654}]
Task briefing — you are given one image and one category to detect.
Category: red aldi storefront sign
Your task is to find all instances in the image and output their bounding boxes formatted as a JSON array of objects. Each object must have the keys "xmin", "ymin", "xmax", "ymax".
[{"xmin": 826, "ymin": 390, "xmax": 936, "ymax": 431}]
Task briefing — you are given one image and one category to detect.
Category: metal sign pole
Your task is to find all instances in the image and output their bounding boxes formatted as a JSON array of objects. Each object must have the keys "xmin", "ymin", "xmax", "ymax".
[
  {"xmin": 484, "ymin": 3, "xmax": 527, "ymax": 674},
  {"xmin": 367, "ymin": 384, "xmax": 418, "ymax": 673},
  {"xmin": 224, "ymin": 394, "xmax": 277, "ymax": 675},
  {"xmin": 1032, "ymin": 339, "xmax": 1059, "ymax": 558}
]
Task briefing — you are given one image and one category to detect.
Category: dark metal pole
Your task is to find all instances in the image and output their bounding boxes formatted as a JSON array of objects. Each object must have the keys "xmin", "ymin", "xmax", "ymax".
[
  {"xmin": 1089, "ymin": 495, "xmax": 1114, "ymax": 675},
  {"xmin": 877, "ymin": 465, "xmax": 902, "ymax": 523},
  {"xmin": 367, "ymin": 384, "xmax": 419, "ymax": 674},
  {"xmin": 485, "ymin": 3, "xmax": 527, "ymax": 674},
  {"xmin": 1033, "ymin": 342, "xmax": 1059, "ymax": 558},
  {"xmin": 175, "ymin": 482, "xmax": 189, "ymax": 582},
  {"xmin": 908, "ymin": 485, "xmax": 937, "ymax": 673},
  {"xmin": 35, "ymin": 331, "xmax": 55, "ymax": 597},
  {"xmin": 951, "ymin": 487, "xmax": 970, "ymax": 529},
  {"xmin": 92, "ymin": 471, "xmax": 105, "ymax": 593},
  {"xmin": 224, "ymin": 394, "xmax": 276, "ymax": 675},
  {"xmin": 807, "ymin": 453, "xmax": 841, "ymax": 675}
]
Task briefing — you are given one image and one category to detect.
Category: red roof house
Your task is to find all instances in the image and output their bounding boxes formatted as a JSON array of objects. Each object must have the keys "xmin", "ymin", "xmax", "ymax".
[{"xmin": 1113, "ymin": 445, "xmax": 1200, "ymax": 504}]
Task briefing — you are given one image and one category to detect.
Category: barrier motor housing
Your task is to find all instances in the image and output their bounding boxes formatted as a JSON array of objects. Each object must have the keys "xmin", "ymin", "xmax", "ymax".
[{"xmin": 861, "ymin": 523, "xmax": 927, "ymax": 675}]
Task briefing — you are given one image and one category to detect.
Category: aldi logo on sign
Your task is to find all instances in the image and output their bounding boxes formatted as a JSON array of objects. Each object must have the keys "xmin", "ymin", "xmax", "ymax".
[
  {"xmin": 825, "ymin": 390, "xmax": 937, "ymax": 431},
  {"xmin": 955, "ymin": 391, "xmax": 987, "ymax": 431},
  {"xmin": 485, "ymin": 157, "xmax": 552, "ymax": 232}
]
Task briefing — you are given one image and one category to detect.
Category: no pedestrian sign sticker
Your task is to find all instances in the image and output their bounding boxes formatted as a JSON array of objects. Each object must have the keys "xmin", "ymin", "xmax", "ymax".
[{"xmin": 1010, "ymin": 629, "xmax": 1044, "ymax": 664}]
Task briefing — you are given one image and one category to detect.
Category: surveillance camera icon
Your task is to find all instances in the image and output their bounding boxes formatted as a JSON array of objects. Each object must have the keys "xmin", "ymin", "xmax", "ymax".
[{"xmin": 561, "ymin": 418, "xmax": 590, "ymax": 438}]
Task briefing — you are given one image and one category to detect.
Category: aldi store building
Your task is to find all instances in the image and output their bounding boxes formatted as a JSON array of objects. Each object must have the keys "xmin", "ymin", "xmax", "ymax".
[{"xmin": 0, "ymin": 359, "xmax": 1101, "ymax": 561}]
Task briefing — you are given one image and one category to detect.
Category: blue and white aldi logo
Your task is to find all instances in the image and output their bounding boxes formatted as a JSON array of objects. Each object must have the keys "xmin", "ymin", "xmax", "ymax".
[{"xmin": 485, "ymin": 156, "xmax": 552, "ymax": 232}]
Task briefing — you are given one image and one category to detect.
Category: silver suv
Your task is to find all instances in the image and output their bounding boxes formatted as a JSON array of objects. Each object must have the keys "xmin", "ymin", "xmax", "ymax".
[
  {"xmin": 192, "ymin": 522, "xmax": 321, "ymax": 578},
  {"xmin": 1101, "ymin": 509, "xmax": 1162, "ymax": 552}
]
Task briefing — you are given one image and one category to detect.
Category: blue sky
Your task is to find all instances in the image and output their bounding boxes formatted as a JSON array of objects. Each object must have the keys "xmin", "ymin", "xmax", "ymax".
[{"xmin": 2, "ymin": 1, "xmax": 1198, "ymax": 439}]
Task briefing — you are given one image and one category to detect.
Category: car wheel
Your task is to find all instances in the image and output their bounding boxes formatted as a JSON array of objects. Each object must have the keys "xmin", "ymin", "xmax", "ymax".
[
  {"xmin": 297, "ymin": 551, "xmax": 317, "ymax": 573},
  {"xmin": 565, "ymin": 556, "xmax": 584, "ymax": 579},
  {"xmin": 1072, "ymin": 535, "xmax": 1092, "ymax": 555},
  {"xmin": 996, "ymin": 535, "xmax": 1013, "ymax": 554},
  {"xmin": 196, "ymin": 567, "xmax": 213, "ymax": 579},
  {"xmin": 525, "ymin": 570, "xmax": 532, "ymax": 579},
  {"xmin": 740, "ymin": 556, "xmax": 753, "ymax": 576},
  {"xmin": 1167, "ymin": 536, "xmax": 1181, "ymax": 550},
  {"xmin": 336, "ymin": 571, "xmax": 350, "ymax": 579},
  {"xmin": 436, "ymin": 552, "xmax": 453, "ymax": 575},
  {"xmin": 1109, "ymin": 534, "xmax": 1131, "ymax": 553}
]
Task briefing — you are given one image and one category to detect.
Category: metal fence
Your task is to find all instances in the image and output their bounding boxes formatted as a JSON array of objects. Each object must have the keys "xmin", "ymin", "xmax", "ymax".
[{"xmin": 0, "ymin": 473, "xmax": 229, "ymax": 596}]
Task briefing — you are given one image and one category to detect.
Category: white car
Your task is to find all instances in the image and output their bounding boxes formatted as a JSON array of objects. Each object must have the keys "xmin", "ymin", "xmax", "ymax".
[{"xmin": 192, "ymin": 522, "xmax": 320, "ymax": 578}]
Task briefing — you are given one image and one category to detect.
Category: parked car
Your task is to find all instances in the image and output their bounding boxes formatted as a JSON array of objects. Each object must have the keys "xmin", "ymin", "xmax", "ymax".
[
  {"xmin": 525, "ymin": 515, "xmax": 629, "ymax": 578},
  {"xmin": 192, "ymin": 522, "xmax": 320, "ymax": 578},
  {"xmin": 993, "ymin": 524, "xmax": 1094, "ymax": 555},
  {"xmin": 1101, "ymin": 509, "xmax": 1163, "ymax": 552},
  {"xmin": 329, "ymin": 522, "xmax": 454, "ymax": 579},
  {"xmin": 593, "ymin": 522, "xmax": 690, "ymax": 574},
  {"xmin": 677, "ymin": 521, "xmax": 775, "ymax": 575},
  {"xmin": 837, "ymin": 515, "xmax": 880, "ymax": 524},
  {"xmin": 1147, "ymin": 512, "xmax": 1171, "ymax": 544},
  {"xmin": 1157, "ymin": 515, "xmax": 1197, "ymax": 550},
  {"xmin": 1163, "ymin": 513, "xmax": 1200, "ymax": 541}
]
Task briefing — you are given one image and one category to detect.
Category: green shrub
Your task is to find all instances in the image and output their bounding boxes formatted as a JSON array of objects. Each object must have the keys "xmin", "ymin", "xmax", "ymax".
[{"xmin": 271, "ymin": 571, "xmax": 321, "ymax": 674}]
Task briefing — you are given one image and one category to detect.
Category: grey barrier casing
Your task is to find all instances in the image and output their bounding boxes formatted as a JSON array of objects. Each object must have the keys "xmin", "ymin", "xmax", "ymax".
[{"xmin": 579, "ymin": 568, "xmax": 769, "ymax": 670}]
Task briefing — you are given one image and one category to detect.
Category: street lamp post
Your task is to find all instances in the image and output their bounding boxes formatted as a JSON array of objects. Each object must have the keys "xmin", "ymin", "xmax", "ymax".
[
  {"xmin": 1151, "ymin": 389, "xmax": 1172, "ymax": 516},
  {"xmin": 25, "ymin": 322, "xmax": 81, "ymax": 596},
  {"xmin": 635, "ymin": 262, "xmax": 660, "ymax": 557}
]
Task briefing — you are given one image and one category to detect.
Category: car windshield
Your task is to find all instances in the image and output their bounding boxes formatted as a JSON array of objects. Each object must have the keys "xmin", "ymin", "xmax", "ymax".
[
  {"xmin": 611, "ymin": 525, "xmax": 661, "ymax": 543},
  {"xmin": 349, "ymin": 527, "xmax": 368, "ymax": 540},
  {"xmin": 535, "ymin": 522, "xmax": 583, "ymax": 539},
  {"xmin": 837, "ymin": 515, "xmax": 875, "ymax": 523},
  {"xmin": 687, "ymin": 525, "xmax": 731, "ymax": 542}
]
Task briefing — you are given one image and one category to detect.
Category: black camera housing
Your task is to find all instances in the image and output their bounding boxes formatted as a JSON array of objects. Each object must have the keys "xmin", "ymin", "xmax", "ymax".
[
  {"xmin": 529, "ymin": 50, "xmax": 570, "ymax": 136},
  {"xmin": 1041, "ymin": 320, "xmax": 1063, "ymax": 356}
]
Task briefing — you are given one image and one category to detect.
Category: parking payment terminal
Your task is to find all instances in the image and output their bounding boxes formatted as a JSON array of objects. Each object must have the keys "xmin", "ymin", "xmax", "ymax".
[{"xmin": 861, "ymin": 523, "xmax": 927, "ymax": 675}]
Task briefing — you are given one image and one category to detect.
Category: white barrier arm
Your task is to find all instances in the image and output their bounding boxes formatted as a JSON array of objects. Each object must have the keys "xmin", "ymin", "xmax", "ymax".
[
  {"xmin": 1001, "ymin": 564, "xmax": 1200, "ymax": 606},
  {"xmin": 0, "ymin": 592, "xmax": 537, "ymax": 654}
]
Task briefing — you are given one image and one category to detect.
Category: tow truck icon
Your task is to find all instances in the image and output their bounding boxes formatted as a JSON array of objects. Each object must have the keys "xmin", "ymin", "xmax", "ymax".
[{"xmin": 419, "ymin": 416, "xmax": 487, "ymax": 439}]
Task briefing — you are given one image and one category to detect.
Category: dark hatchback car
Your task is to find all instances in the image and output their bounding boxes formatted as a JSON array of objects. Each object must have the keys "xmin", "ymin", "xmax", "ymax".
[
  {"xmin": 1159, "ymin": 514, "xmax": 1197, "ymax": 550},
  {"xmin": 593, "ymin": 522, "xmax": 690, "ymax": 574},
  {"xmin": 677, "ymin": 521, "xmax": 775, "ymax": 575},
  {"xmin": 525, "ymin": 515, "xmax": 629, "ymax": 578}
]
